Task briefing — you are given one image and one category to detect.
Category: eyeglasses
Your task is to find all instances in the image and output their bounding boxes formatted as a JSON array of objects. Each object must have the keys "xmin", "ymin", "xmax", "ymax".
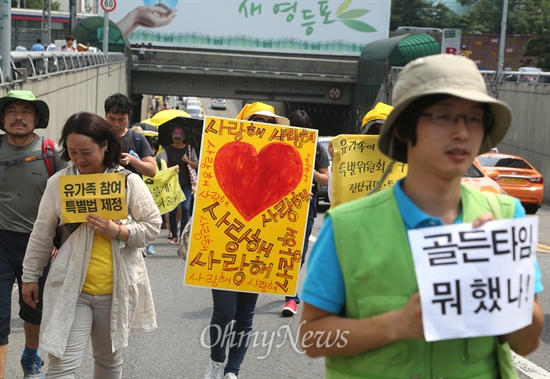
[
  {"xmin": 251, "ymin": 117, "xmax": 277, "ymax": 124},
  {"xmin": 419, "ymin": 111, "xmax": 492, "ymax": 129}
]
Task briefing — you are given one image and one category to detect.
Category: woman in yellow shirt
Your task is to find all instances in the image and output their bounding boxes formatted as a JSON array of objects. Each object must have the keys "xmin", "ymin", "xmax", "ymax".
[{"xmin": 22, "ymin": 112, "xmax": 161, "ymax": 378}]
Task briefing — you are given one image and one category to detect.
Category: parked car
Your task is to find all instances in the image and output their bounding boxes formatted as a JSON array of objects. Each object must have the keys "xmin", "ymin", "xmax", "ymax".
[
  {"xmin": 518, "ymin": 67, "xmax": 544, "ymax": 83},
  {"xmin": 211, "ymin": 98, "xmax": 227, "ymax": 110},
  {"xmin": 476, "ymin": 153, "xmax": 544, "ymax": 214},
  {"xmin": 317, "ymin": 136, "xmax": 332, "ymax": 207},
  {"xmin": 186, "ymin": 105, "xmax": 203, "ymax": 118},
  {"xmin": 186, "ymin": 97, "xmax": 201, "ymax": 110},
  {"xmin": 461, "ymin": 161, "xmax": 503, "ymax": 194}
]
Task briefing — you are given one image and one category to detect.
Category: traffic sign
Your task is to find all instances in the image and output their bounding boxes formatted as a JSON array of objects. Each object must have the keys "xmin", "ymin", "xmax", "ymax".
[
  {"xmin": 101, "ymin": 0, "xmax": 116, "ymax": 12},
  {"xmin": 328, "ymin": 87, "xmax": 342, "ymax": 100}
]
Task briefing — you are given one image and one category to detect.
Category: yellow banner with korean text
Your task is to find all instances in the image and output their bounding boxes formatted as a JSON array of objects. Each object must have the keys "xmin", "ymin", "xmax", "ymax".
[
  {"xmin": 60, "ymin": 173, "xmax": 128, "ymax": 223},
  {"xmin": 331, "ymin": 135, "xmax": 408, "ymax": 208},
  {"xmin": 184, "ymin": 116, "xmax": 317, "ymax": 295},
  {"xmin": 143, "ymin": 166, "xmax": 185, "ymax": 215}
]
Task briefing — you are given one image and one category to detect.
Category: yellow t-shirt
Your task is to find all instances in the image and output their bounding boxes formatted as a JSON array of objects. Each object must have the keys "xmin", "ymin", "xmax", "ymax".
[{"xmin": 82, "ymin": 233, "xmax": 113, "ymax": 295}]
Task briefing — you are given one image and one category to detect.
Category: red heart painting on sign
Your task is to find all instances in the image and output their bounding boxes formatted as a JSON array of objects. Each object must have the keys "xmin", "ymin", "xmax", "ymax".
[{"xmin": 214, "ymin": 141, "xmax": 303, "ymax": 221}]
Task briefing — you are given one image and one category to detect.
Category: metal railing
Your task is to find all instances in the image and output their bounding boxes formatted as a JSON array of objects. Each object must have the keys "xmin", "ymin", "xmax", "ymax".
[
  {"xmin": 0, "ymin": 51, "xmax": 126, "ymax": 87},
  {"xmin": 5, "ymin": 49, "xmax": 548, "ymax": 88},
  {"xmin": 130, "ymin": 48, "xmax": 359, "ymax": 80},
  {"xmin": 500, "ymin": 71, "xmax": 550, "ymax": 84},
  {"xmin": 389, "ymin": 66, "xmax": 550, "ymax": 84}
]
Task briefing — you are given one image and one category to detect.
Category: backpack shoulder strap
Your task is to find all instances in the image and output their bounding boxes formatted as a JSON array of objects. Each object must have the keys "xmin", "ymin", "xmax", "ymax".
[
  {"xmin": 42, "ymin": 137, "xmax": 56, "ymax": 177},
  {"xmin": 132, "ymin": 131, "xmax": 142, "ymax": 154},
  {"xmin": 156, "ymin": 154, "xmax": 163, "ymax": 170},
  {"xmin": 163, "ymin": 145, "xmax": 171, "ymax": 166},
  {"xmin": 115, "ymin": 167, "xmax": 133, "ymax": 188},
  {"xmin": 0, "ymin": 135, "xmax": 56, "ymax": 176}
]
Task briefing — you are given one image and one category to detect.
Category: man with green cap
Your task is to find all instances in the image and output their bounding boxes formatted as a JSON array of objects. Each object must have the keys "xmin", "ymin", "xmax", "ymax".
[
  {"xmin": 0, "ymin": 90, "xmax": 69, "ymax": 378},
  {"xmin": 299, "ymin": 54, "xmax": 543, "ymax": 378}
]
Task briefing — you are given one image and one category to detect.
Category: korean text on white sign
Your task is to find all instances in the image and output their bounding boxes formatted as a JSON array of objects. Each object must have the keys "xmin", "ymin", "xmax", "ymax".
[{"xmin": 409, "ymin": 217, "xmax": 538, "ymax": 342}]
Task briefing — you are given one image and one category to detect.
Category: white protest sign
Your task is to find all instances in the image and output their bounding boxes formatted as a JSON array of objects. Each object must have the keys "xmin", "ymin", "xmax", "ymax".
[{"xmin": 408, "ymin": 217, "xmax": 538, "ymax": 342}]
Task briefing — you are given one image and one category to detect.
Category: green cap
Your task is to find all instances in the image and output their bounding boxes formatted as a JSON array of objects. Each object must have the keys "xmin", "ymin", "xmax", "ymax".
[{"xmin": 0, "ymin": 90, "xmax": 50, "ymax": 130}]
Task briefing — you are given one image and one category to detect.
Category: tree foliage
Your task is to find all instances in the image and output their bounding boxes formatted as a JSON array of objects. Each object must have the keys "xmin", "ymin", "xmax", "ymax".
[
  {"xmin": 390, "ymin": 0, "xmax": 432, "ymax": 31},
  {"xmin": 11, "ymin": 0, "xmax": 61, "ymax": 11},
  {"xmin": 508, "ymin": 0, "xmax": 550, "ymax": 35},
  {"xmin": 390, "ymin": 0, "xmax": 466, "ymax": 30},
  {"xmin": 390, "ymin": 0, "xmax": 550, "ymax": 35},
  {"xmin": 523, "ymin": 35, "xmax": 550, "ymax": 69}
]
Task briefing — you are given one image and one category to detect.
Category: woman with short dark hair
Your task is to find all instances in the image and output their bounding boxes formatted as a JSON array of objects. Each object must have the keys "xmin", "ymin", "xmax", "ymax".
[{"xmin": 22, "ymin": 112, "xmax": 161, "ymax": 378}]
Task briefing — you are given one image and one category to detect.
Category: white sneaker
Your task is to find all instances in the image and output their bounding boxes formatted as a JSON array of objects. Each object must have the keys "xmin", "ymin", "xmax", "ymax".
[
  {"xmin": 204, "ymin": 359, "xmax": 225, "ymax": 379},
  {"xmin": 224, "ymin": 373, "xmax": 238, "ymax": 379}
]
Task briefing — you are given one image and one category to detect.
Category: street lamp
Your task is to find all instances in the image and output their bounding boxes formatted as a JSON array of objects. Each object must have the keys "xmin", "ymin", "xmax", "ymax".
[
  {"xmin": 497, "ymin": 0, "xmax": 509, "ymax": 79},
  {"xmin": 42, "ymin": 0, "xmax": 52, "ymax": 46}
]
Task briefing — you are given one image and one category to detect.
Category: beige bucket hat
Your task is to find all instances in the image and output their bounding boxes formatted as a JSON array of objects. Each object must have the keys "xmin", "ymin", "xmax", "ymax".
[{"xmin": 378, "ymin": 54, "xmax": 512, "ymax": 163}]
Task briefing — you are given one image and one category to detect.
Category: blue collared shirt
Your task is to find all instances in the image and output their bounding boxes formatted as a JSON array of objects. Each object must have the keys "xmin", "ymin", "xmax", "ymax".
[{"xmin": 302, "ymin": 180, "xmax": 544, "ymax": 314}]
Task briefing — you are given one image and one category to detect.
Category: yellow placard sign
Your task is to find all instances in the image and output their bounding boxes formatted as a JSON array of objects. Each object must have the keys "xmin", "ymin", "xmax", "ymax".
[
  {"xmin": 143, "ymin": 166, "xmax": 185, "ymax": 215},
  {"xmin": 60, "ymin": 173, "xmax": 128, "ymax": 223},
  {"xmin": 184, "ymin": 116, "xmax": 317, "ymax": 295},
  {"xmin": 331, "ymin": 135, "xmax": 408, "ymax": 208}
]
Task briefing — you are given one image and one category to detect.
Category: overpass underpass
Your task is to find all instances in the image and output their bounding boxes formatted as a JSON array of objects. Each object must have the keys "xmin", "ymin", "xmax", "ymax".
[{"xmin": 129, "ymin": 48, "xmax": 359, "ymax": 135}]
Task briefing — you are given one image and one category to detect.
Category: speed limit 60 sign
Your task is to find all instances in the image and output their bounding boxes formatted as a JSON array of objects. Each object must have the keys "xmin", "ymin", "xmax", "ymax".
[{"xmin": 101, "ymin": 0, "xmax": 116, "ymax": 12}]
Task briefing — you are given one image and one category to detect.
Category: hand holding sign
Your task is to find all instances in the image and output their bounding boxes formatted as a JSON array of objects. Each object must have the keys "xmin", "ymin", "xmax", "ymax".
[
  {"xmin": 392, "ymin": 293, "xmax": 425, "ymax": 340},
  {"xmin": 408, "ymin": 217, "xmax": 538, "ymax": 342},
  {"xmin": 86, "ymin": 214, "xmax": 119, "ymax": 239}
]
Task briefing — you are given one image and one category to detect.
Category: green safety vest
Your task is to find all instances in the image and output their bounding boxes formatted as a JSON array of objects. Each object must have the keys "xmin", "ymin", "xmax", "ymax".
[{"xmin": 327, "ymin": 184, "xmax": 517, "ymax": 379}]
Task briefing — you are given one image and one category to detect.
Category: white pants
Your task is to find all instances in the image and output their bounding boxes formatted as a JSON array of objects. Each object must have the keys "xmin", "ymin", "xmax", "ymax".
[{"xmin": 46, "ymin": 292, "xmax": 122, "ymax": 379}]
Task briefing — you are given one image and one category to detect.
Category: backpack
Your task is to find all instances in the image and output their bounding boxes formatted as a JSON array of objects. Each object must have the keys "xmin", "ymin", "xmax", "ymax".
[
  {"xmin": 0, "ymin": 135, "xmax": 57, "ymax": 177},
  {"xmin": 42, "ymin": 137, "xmax": 56, "ymax": 177}
]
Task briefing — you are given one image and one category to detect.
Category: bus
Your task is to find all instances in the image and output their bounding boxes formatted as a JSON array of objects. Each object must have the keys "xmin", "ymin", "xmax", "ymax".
[
  {"xmin": 10, "ymin": 8, "xmax": 95, "ymax": 50},
  {"xmin": 395, "ymin": 26, "xmax": 443, "ymax": 34}
]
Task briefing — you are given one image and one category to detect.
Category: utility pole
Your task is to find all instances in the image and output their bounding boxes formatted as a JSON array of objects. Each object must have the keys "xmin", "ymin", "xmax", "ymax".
[
  {"xmin": 497, "ymin": 0, "xmax": 509, "ymax": 79},
  {"xmin": 0, "ymin": 0, "xmax": 11, "ymax": 82},
  {"xmin": 103, "ymin": 12, "xmax": 109, "ymax": 53},
  {"xmin": 42, "ymin": 0, "xmax": 52, "ymax": 46},
  {"xmin": 70, "ymin": 0, "xmax": 77, "ymax": 33}
]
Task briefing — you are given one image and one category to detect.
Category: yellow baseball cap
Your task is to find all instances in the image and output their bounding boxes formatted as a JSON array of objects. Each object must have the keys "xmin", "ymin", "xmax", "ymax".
[
  {"xmin": 361, "ymin": 102, "xmax": 394, "ymax": 134},
  {"xmin": 236, "ymin": 102, "xmax": 290, "ymax": 125}
]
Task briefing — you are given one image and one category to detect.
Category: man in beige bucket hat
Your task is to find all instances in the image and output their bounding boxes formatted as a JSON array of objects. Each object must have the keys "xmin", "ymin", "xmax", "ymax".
[{"xmin": 299, "ymin": 54, "xmax": 543, "ymax": 378}]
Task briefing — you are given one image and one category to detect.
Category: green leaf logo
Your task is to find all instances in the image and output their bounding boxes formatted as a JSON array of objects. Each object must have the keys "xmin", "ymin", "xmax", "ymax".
[
  {"xmin": 340, "ymin": 19, "xmax": 377, "ymax": 33},
  {"xmin": 335, "ymin": 0, "xmax": 377, "ymax": 33},
  {"xmin": 338, "ymin": 9, "xmax": 370, "ymax": 19}
]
